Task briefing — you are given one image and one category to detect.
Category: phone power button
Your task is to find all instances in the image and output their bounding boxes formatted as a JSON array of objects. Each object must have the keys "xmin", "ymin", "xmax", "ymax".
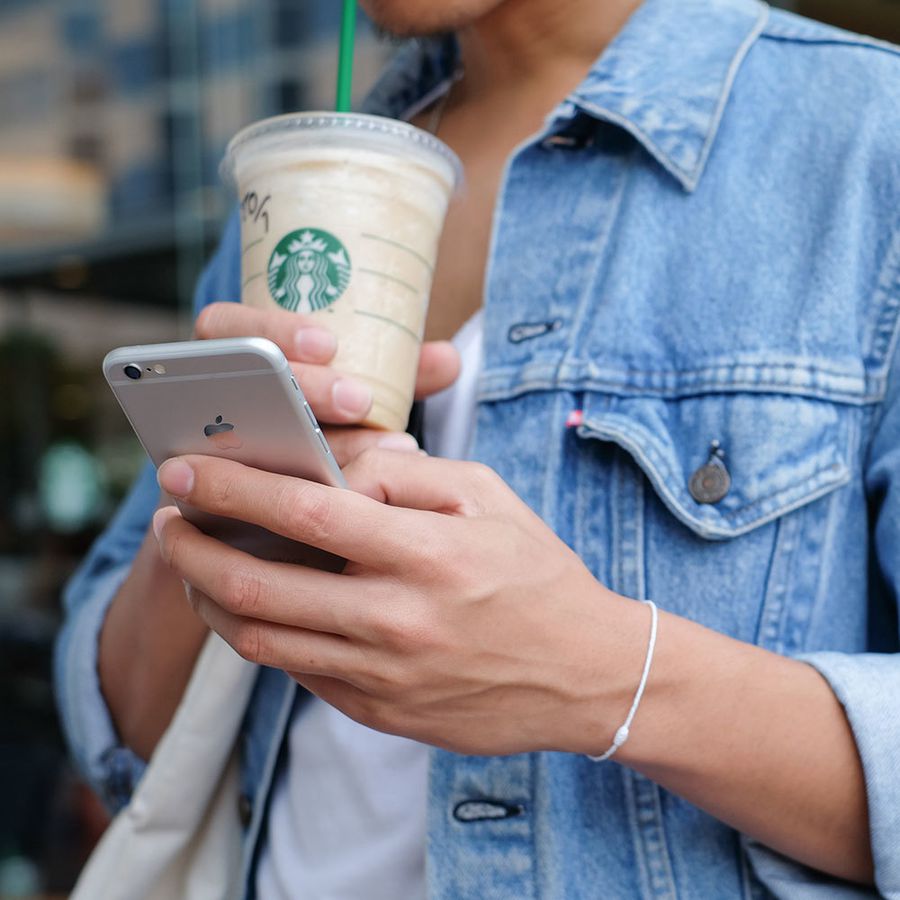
[{"xmin": 303, "ymin": 402, "xmax": 319, "ymax": 430}]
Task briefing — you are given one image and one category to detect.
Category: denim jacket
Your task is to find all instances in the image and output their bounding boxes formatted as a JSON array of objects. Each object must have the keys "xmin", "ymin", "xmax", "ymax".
[{"xmin": 56, "ymin": 0, "xmax": 900, "ymax": 896}]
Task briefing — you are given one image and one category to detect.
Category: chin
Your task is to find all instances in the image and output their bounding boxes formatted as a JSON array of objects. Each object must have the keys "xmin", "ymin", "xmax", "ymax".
[{"xmin": 360, "ymin": 0, "xmax": 507, "ymax": 36}]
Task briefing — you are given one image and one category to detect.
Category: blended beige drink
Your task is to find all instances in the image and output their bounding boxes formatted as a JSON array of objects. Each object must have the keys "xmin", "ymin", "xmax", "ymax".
[{"xmin": 221, "ymin": 113, "xmax": 461, "ymax": 431}]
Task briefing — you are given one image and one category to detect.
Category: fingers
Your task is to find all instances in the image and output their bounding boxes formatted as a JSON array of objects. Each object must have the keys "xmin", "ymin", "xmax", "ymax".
[
  {"xmin": 325, "ymin": 427, "xmax": 419, "ymax": 470},
  {"xmin": 187, "ymin": 585, "xmax": 356, "ymax": 676},
  {"xmin": 289, "ymin": 362, "xmax": 373, "ymax": 424},
  {"xmin": 152, "ymin": 507, "xmax": 371, "ymax": 635},
  {"xmin": 195, "ymin": 302, "xmax": 336, "ymax": 364},
  {"xmin": 342, "ymin": 448, "xmax": 500, "ymax": 515},
  {"xmin": 196, "ymin": 303, "xmax": 461, "ymax": 420},
  {"xmin": 157, "ymin": 454, "xmax": 425, "ymax": 568},
  {"xmin": 195, "ymin": 303, "xmax": 373, "ymax": 423},
  {"xmin": 415, "ymin": 341, "xmax": 460, "ymax": 400}
]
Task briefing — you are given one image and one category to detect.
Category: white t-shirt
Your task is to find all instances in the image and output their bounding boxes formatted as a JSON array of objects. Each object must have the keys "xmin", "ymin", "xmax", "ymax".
[{"xmin": 256, "ymin": 311, "xmax": 484, "ymax": 900}]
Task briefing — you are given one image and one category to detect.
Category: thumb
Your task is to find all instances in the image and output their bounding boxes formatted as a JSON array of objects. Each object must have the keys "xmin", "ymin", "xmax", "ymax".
[
  {"xmin": 343, "ymin": 448, "xmax": 489, "ymax": 517},
  {"xmin": 414, "ymin": 341, "xmax": 461, "ymax": 400}
]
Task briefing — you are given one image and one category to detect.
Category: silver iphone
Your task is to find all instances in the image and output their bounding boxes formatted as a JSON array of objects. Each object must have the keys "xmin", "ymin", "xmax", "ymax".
[{"xmin": 104, "ymin": 337, "xmax": 346, "ymax": 567}]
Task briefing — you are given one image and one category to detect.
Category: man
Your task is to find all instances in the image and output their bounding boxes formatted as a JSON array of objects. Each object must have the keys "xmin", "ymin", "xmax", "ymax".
[{"xmin": 58, "ymin": 0, "xmax": 900, "ymax": 896}]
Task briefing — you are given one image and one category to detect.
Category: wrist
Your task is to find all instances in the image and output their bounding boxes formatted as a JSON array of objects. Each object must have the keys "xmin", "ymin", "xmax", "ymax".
[
  {"xmin": 587, "ymin": 599, "xmax": 658, "ymax": 762},
  {"xmin": 562, "ymin": 589, "xmax": 656, "ymax": 757},
  {"xmin": 612, "ymin": 611, "xmax": 755, "ymax": 772}
]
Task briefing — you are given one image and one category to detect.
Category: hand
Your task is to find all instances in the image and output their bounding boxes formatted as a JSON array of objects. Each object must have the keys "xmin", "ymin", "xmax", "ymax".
[
  {"xmin": 195, "ymin": 302, "xmax": 460, "ymax": 464},
  {"xmin": 153, "ymin": 450, "xmax": 647, "ymax": 756}
]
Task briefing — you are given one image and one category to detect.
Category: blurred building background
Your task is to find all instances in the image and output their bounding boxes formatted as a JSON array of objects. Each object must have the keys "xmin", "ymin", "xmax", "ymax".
[
  {"xmin": 0, "ymin": 0, "xmax": 897, "ymax": 896},
  {"xmin": 0, "ymin": 2, "xmax": 391, "ymax": 896}
]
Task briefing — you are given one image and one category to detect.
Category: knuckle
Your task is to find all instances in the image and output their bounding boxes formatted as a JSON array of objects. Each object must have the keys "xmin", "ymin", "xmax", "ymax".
[
  {"xmin": 405, "ymin": 605, "xmax": 438, "ymax": 649},
  {"xmin": 411, "ymin": 529, "xmax": 447, "ymax": 568},
  {"xmin": 469, "ymin": 461, "xmax": 500, "ymax": 491},
  {"xmin": 380, "ymin": 601, "xmax": 433, "ymax": 652},
  {"xmin": 355, "ymin": 445, "xmax": 383, "ymax": 474},
  {"xmin": 366, "ymin": 617, "xmax": 434, "ymax": 702},
  {"xmin": 207, "ymin": 469, "xmax": 239, "ymax": 511},
  {"xmin": 371, "ymin": 604, "xmax": 408, "ymax": 649},
  {"xmin": 161, "ymin": 527, "xmax": 186, "ymax": 571},
  {"xmin": 276, "ymin": 481, "xmax": 331, "ymax": 542},
  {"xmin": 459, "ymin": 462, "xmax": 501, "ymax": 515},
  {"xmin": 382, "ymin": 662, "xmax": 415, "ymax": 699},
  {"xmin": 221, "ymin": 562, "xmax": 266, "ymax": 617},
  {"xmin": 355, "ymin": 695, "xmax": 396, "ymax": 733},
  {"xmin": 233, "ymin": 621, "xmax": 266, "ymax": 664},
  {"xmin": 344, "ymin": 691, "xmax": 375, "ymax": 724},
  {"xmin": 323, "ymin": 429, "xmax": 363, "ymax": 468}
]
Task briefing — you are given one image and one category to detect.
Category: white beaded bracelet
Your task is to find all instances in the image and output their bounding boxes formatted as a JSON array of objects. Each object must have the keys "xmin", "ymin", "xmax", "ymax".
[{"xmin": 588, "ymin": 600, "xmax": 659, "ymax": 763}]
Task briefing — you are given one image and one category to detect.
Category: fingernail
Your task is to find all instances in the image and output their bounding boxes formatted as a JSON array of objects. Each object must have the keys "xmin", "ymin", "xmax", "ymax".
[
  {"xmin": 295, "ymin": 328, "xmax": 337, "ymax": 362},
  {"xmin": 152, "ymin": 508, "xmax": 166, "ymax": 541},
  {"xmin": 158, "ymin": 459, "xmax": 194, "ymax": 498},
  {"xmin": 376, "ymin": 432, "xmax": 419, "ymax": 453},
  {"xmin": 332, "ymin": 379, "xmax": 373, "ymax": 417}
]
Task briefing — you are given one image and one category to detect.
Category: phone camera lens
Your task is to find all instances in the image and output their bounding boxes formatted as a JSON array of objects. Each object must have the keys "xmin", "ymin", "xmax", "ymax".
[{"xmin": 124, "ymin": 364, "xmax": 142, "ymax": 380}]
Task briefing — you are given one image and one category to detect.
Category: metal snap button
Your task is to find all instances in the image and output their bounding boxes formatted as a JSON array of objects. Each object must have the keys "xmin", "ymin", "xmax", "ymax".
[{"xmin": 689, "ymin": 441, "xmax": 731, "ymax": 505}]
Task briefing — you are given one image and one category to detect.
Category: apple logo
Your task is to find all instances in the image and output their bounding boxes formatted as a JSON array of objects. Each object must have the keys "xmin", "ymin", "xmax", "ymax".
[{"xmin": 203, "ymin": 415, "xmax": 242, "ymax": 450}]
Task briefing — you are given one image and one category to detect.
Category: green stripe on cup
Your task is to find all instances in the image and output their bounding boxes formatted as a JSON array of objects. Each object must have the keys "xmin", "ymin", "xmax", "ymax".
[
  {"xmin": 353, "ymin": 309, "xmax": 421, "ymax": 343},
  {"xmin": 357, "ymin": 267, "xmax": 420, "ymax": 296},
  {"xmin": 360, "ymin": 233, "xmax": 434, "ymax": 274},
  {"xmin": 241, "ymin": 237, "xmax": 264, "ymax": 257}
]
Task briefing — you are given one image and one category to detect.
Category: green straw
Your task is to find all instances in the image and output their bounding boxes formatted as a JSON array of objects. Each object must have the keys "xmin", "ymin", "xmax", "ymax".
[{"xmin": 336, "ymin": 0, "xmax": 357, "ymax": 112}]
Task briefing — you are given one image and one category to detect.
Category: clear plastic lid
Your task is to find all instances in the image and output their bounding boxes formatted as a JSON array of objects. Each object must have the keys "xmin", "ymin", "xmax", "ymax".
[{"xmin": 221, "ymin": 112, "xmax": 462, "ymax": 191}]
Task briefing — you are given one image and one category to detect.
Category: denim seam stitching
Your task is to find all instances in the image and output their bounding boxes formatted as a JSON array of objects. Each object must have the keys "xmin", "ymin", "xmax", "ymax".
[
  {"xmin": 564, "ymin": 141, "xmax": 633, "ymax": 369},
  {"xmin": 754, "ymin": 515, "xmax": 787, "ymax": 652},
  {"xmin": 693, "ymin": 0, "xmax": 769, "ymax": 186},
  {"xmin": 478, "ymin": 361, "xmax": 876, "ymax": 402},
  {"xmin": 859, "ymin": 229, "xmax": 900, "ymax": 470},
  {"xmin": 760, "ymin": 30, "xmax": 900, "ymax": 61},
  {"xmin": 866, "ymin": 228, "xmax": 900, "ymax": 378},
  {"xmin": 480, "ymin": 378, "xmax": 877, "ymax": 406},
  {"xmin": 482, "ymin": 359, "xmax": 871, "ymax": 383}
]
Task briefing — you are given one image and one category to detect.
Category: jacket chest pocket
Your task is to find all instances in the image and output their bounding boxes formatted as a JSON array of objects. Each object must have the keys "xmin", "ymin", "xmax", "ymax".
[{"xmin": 573, "ymin": 390, "xmax": 855, "ymax": 646}]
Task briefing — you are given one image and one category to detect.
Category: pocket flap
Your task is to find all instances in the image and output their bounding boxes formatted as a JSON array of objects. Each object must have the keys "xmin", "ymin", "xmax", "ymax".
[{"xmin": 577, "ymin": 392, "xmax": 851, "ymax": 540}]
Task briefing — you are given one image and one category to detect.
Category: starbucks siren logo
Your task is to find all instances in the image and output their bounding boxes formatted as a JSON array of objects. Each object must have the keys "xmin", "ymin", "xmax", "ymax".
[{"xmin": 267, "ymin": 228, "xmax": 351, "ymax": 313}]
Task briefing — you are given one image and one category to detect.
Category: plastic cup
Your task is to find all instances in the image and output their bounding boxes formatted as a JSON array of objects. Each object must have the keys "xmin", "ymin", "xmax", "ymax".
[{"xmin": 221, "ymin": 113, "xmax": 462, "ymax": 432}]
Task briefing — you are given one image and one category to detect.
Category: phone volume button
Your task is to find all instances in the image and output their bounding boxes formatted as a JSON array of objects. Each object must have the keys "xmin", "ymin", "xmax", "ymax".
[
  {"xmin": 303, "ymin": 402, "xmax": 319, "ymax": 429},
  {"xmin": 315, "ymin": 428, "xmax": 331, "ymax": 454},
  {"xmin": 290, "ymin": 376, "xmax": 300, "ymax": 392}
]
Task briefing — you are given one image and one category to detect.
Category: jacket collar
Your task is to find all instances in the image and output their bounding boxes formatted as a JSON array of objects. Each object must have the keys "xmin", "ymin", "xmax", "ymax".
[
  {"xmin": 363, "ymin": 0, "xmax": 769, "ymax": 192},
  {"xmin": 571, "ymin": 0, "xmax": 769, "ymax": 191}
]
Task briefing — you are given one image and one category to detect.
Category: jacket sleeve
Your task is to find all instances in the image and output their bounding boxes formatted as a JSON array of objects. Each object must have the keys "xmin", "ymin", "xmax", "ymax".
[
  {"xmin": 746, "ymin": 338, "xmax": 900, "ymax": 899},
  {"xmin": 798, "ymin": 343, "xmax": 900, "ymax": 897},
  {"xmin": 54, "ymin": 211, "xmax": 241, "ymax": 810}
]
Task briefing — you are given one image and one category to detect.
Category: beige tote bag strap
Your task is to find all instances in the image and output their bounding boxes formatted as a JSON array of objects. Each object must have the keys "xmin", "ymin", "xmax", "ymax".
[{"xmin": 71, "ymin": 633, "xmax": 258, "ymax": 900}]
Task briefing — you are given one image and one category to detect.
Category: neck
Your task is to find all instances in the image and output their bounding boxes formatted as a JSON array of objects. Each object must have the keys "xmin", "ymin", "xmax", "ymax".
[{"xmin": 457, "ymin": 0, "xmax": 642, "ymax": 101}]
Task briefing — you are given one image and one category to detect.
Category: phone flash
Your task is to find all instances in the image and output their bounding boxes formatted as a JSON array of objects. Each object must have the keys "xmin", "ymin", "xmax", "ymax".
[{"xmin": 153, "ymin": 364, "xmax": 167, "ymax": 375}]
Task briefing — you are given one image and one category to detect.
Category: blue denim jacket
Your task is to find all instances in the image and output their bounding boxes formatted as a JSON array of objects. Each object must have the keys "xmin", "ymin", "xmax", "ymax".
[{"xmin": 56, "ymin": 0, "xmax": 900, "ymax": 896}]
